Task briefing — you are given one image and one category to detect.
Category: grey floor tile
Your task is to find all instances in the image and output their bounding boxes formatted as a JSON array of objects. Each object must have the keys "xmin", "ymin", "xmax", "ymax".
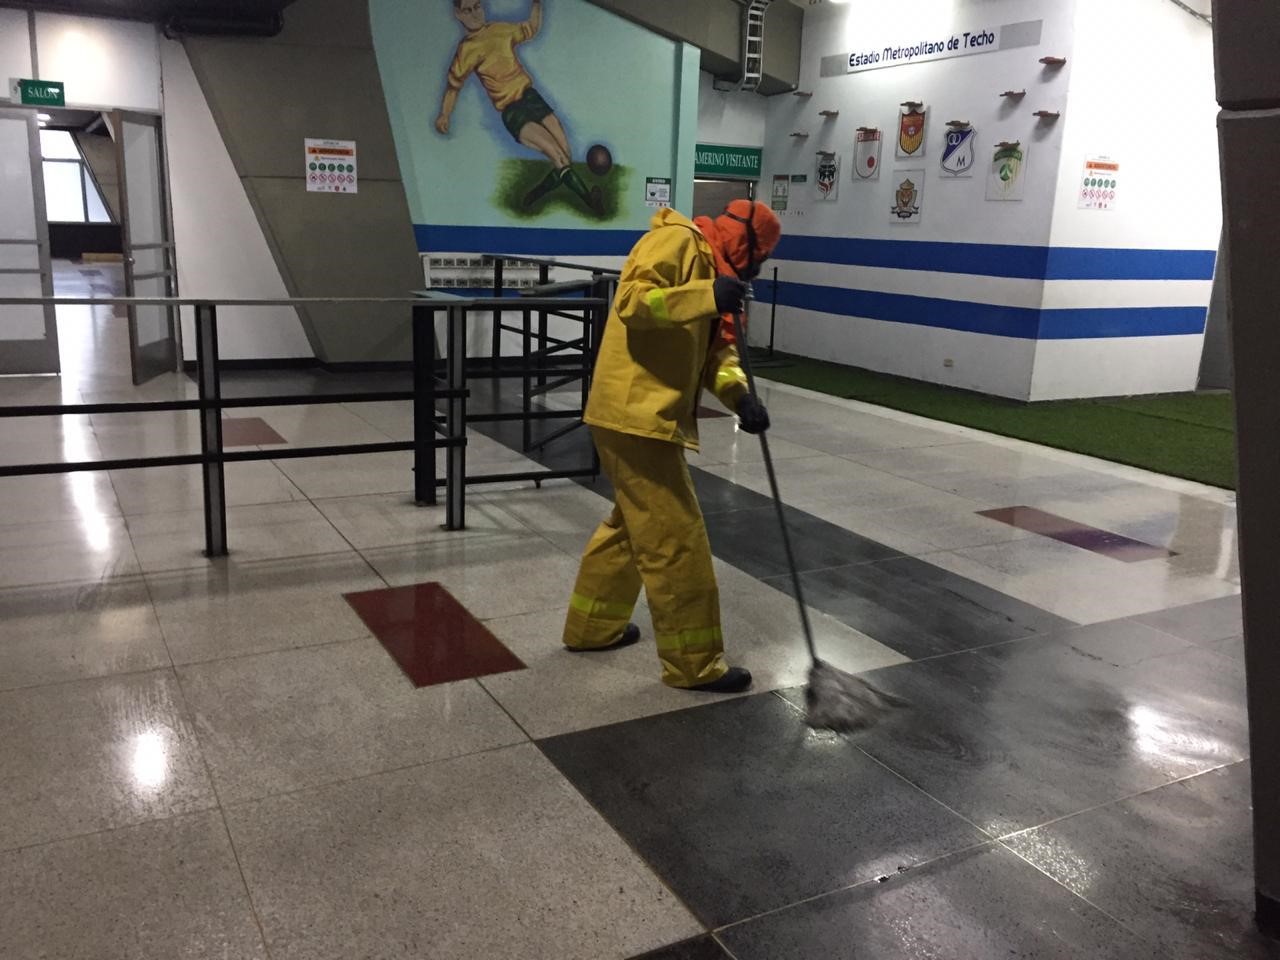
[
  {"xmin": 362, "ymin": 531, "xmax": 582, "ymax": 621},
  {"xmin": 539, "ymin": 693, "xmax": 987, "ymax": 928},
  {"xmin": 1135, "ymin": 594, "xmax": 1243, "ymax": 644},
  {"xmin": 145, "ymin": 553, "xmax": 384, "ymax": 665},
  {"xmin": 718, "ymin": 844, "xmax": 1157, "ymax": 960},
  {"xmin": 0, "ymin": 811, "xmax": 267, "ymax": 959},
  {"xmin": 224, "ymin": 744, "xmax": 701, "ymax": 960},
  {"xmin": 0, "ymin": 669, "xmax": 216, "ymax": 851},
  {"xmin": 802, "ymin": 635, "xmax": 1248, "ymax": 838},
  {"xmin": 178, "ymin": 638, "xmax": 527, "ymax": 803},
  {"xmin": 1005, "ymin": 762, "xmax": 1276, "ymax": 960},
  {"xmin": 0, "ymin": 577, "xmax": 170, "ymax": 691}
]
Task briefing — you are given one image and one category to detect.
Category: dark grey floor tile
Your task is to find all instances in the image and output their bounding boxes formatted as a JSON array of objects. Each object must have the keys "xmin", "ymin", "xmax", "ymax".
[
  {"xmin": 719, "ymin": 844, "xmax": 1158, "ymax": 960},
  {"xmin": 628, "ymin": 936, "xmax": 731, "ymax": 960},
  {"xmin": 1135, "ymin": 594, "xmax": 1243, "ymax": 645},
  {"xmin": 780, "ymin": 634, "xmax": 1248, "ymax": 838},
  {"xmin": 1005, "ymin": 762, "xmax": 1278, "ymax": 960},
  {"xmin": 1061, "ymin": 619, "xmax": 1195, "ymax": 666},
  {"xmin": 706, "ymin": 506, "xmax": 901, "ymax": 580},
  {"xmin": 539, "ymin": 693, "xmax": 987, "ymax": 929},
  {"xmin": 764, "ymin": 555, "xmax": 1071, "ymax": 660},
  {"xmin": 1207, "ymin": 634, "xmax": 1245, "ymax": 662},
  {"xmin": 691, "ymin": 468, "xmax": 773, "ymax": 516}
]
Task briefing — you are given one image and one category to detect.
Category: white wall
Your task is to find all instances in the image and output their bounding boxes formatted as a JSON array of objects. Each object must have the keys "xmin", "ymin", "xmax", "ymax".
[
  {"xmin": 161, "ymin": 39, "xmax": 313, "ymax": 361},
  {"xmin": 698, "ymin": 71, "xmax": 769, "ymax": 147},
  {"xmin": 33, "ymin": 14, "xmax": 161, "ymax": 112},
  {"xmin": 1029, "ymin": 0, "xmax": 1220, "ymax": 399},
  {"xmin": 761, "ymin": 0, "xmax": 1075, "ymax": 399},
  {"xmin": 0, "ymin": 10, "xmax": 33, "ymax": 90}
]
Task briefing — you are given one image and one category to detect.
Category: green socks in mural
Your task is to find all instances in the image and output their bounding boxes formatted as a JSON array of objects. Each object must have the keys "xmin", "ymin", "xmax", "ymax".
[{"xmin": 521, "ymin": 165, "xmax": 605, "ymax": 216}]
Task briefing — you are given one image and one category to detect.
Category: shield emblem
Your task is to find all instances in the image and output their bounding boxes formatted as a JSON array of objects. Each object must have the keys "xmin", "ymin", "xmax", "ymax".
[
  {"xmin": 890, "ymin": 174, "xmax": 922, "ymax": 221},
  {"xmin": 898, "ymin": 109, "xmax": 926, "ymax": 157},
  {"xmin": 941, "ymin": 127, "xmax": 976, "ymax": 177},
  {"xmin": 816, "ymin": 153, "xmax": 840, "ymax": 201},
  {"xmin": 854, "ymin": 129, "xmax": 882, "ymax": 180},
  {"xmin": 986, "ymin": 143, "xmax": 1026, "ymax": 201}
]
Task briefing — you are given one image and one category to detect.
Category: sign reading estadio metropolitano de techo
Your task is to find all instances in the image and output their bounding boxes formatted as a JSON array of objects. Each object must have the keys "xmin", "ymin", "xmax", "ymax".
[{"xmin": 843, "ymin": 20, "xmax": 1043, "ymax": 74}]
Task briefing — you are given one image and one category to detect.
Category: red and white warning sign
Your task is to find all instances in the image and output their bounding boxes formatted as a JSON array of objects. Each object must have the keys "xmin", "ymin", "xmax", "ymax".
[
  {"xmin": 1078, "ymin": 155, "xmax": 1119, "ymax": 211},
  {"xmin": 305, "ymin": 138, "xmax": 358, "ymax": 194}
]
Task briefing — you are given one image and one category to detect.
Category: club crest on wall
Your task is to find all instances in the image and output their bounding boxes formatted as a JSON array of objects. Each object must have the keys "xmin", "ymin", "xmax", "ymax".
[
  {"xmin": 815, "ymin": 152, "xmax": 840, "ymax": 201},
  {"xmin": 941, "ymin": 125, "xmax": 976, "ymax": 177},
  {"xmin": 897, "ymin": 102, "xmax": 927, "ymax": 159},
  {"xmin": 890, "ymin": 169, "xmax": 924, "ymax": 223},
  {"xmin": 854, "ymin": 128, "xmax": 882, "ymax": 181}
]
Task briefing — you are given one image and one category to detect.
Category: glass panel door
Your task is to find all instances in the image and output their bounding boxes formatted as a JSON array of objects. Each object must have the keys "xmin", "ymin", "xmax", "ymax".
[
  {"xmin": 114, "ymin": 111, "xmax": 177, "ymax": 385},
  {"xmin": 0, "ymin": 108, "xmax": 58, "ymax": 375}
]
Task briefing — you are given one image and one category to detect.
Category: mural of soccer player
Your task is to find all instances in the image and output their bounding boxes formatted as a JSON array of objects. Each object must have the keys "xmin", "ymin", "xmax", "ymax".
[{"xmin": 435, "ymin": 0, "xmax": 604, "ymax": 216}]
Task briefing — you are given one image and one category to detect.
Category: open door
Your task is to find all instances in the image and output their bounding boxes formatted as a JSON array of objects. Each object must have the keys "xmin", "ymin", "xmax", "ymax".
[
  {"xmin": 114, "ymin": 111, "xmax": 177, "ymax": 385},
  {"xmin": 0, "ymin": 108, "xmax": 58, "ymax": 375}
]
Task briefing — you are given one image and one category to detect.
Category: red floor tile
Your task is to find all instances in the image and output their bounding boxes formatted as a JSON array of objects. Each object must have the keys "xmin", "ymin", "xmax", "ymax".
[
  {"xmin": 344, "ymin": 582, "xmax": 526, "ymax": 687},
  {"xmin": 221, "ymin": 416, "xmax": 287, "ymax": 446},
  {"xmin": 978, "ymin": 506, "xmax": 1176, "ymax": 562}
]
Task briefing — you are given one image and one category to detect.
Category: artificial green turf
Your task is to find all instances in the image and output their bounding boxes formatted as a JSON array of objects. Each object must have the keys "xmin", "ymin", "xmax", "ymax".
[{"xmin": 754, "ymin": 351, "xmax": 1237, "ymax": 489}]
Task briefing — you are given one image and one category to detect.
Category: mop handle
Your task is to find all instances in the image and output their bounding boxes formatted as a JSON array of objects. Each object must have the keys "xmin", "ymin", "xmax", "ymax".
[{"xmin": 731, "ymin": 307, "xmax": 820, "ymax": 665}]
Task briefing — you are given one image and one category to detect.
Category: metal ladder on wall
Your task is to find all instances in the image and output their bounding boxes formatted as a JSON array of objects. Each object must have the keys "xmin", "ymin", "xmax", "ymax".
[{"xmin": 738, "ymin": 0, "xmax": 772, "ymax": 93}]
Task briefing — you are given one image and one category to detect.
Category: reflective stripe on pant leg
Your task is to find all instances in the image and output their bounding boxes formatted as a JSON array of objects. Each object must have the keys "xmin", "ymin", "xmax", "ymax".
[
  {"xmin": 563, "ymin": 495, "xmax": 642, "ymax": 650},
  {"xmin": 595, "ymin": 429, "xmax": 729, "ymax": 687}
]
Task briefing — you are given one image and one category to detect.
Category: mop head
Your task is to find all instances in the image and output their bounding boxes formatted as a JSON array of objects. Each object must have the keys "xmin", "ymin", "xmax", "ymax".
[{"xmin": 805, "ymin": 659, "xmax": 909, "ymax": 734}]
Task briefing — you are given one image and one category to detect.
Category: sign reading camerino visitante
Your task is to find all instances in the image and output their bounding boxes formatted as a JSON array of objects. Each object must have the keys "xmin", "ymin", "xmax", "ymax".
[
  {"xmin": 840, "ymin": 20, "xmax": 1042, "ymax": 74},
  {"xmin": 695, "ymin": 144, "xmax": 764, "ymax": 180}
]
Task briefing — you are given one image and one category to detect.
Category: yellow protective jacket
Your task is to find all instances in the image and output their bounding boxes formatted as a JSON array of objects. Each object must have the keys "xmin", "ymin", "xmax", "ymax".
[{"xmin": 584, "ymin": 208, "xmax": 749, "ymax": 450}]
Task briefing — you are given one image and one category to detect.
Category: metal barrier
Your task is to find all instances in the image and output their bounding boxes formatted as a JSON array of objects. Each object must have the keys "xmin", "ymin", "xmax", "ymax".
[{"xmin": 0, "ymin": 292, "xmax": 607, "ymax": 557}]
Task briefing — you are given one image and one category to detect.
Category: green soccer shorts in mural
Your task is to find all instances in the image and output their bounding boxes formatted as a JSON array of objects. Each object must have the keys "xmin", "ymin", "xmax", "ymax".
[{"xmin": 501, "ymin": 87, "xmax": 555, "ymax": 142}]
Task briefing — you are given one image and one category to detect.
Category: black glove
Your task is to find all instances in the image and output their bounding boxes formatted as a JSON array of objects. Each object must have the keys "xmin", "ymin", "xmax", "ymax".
[
  {"xmin": 736, "ymin": 393, "xmax": 770, "ymax": 434},
  {"xmin": 713, "ymin": 276, "xmax": 749, "ymax": 316}
]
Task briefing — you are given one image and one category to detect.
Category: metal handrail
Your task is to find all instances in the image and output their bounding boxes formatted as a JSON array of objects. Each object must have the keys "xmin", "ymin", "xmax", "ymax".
[{"xmin": 0, "ymin": 292, "xmax": 608, "ymax": 554}]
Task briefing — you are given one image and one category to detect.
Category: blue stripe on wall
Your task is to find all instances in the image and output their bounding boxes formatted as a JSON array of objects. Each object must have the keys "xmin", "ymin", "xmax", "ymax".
[
  {"xmin": 420, "ymin": 224, "xmax": 1216, "ymax": 282},
  {"xmin": 773, "ymin": 236, "xmax": 1216, "ymax": 282},
  {"xmin": 773, "ymin": 281, "xmax": 1208, "ymax": 341}
]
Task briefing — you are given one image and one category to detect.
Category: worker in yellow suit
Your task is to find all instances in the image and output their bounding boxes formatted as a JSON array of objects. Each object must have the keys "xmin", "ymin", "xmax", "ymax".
[{"xmin": 563, "ymin": 199, "xmax": 782, "ymax": 692}]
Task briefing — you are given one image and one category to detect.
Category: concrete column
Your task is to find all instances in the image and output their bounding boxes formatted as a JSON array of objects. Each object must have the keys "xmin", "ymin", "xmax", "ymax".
[{"xmin": 1214, "ymin": 0, "xmax": 1280, "ymax": 937}]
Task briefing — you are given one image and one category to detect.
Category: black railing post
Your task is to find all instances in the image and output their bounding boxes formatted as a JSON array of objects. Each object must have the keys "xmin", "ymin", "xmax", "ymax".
[
  {"xmin": 445, "ymin": 305, "xmax": 467, "ymax": 530},
  {"xmin": 195, "ymin": 302, "xmax": 227, "ymax": 557},
  {"xmin": 492, "ymin": 257, "xmax": 504, "ymax": 366},
  {"xmin": 769, "ymin": 265, "xmax": 779, "ymax": 357},
  {"xmin": 522, "ymin": 306, "xmax": 533, "ymax": 453},
  {"xmin": 537, "ymin": 262, "xmax": 550, "ymax": 389},
  {"xmin": 412, "ymin": 302, "xmax": 438, "ymax": 505}
]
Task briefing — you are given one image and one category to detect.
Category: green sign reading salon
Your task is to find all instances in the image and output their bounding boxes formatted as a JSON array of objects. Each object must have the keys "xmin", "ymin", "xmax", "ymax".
[
  {"xmin": 15, "ymin": 79, "xmax": 65, "ymax": 108},
  {"xmin": 694, "ymin": 143, "xmax": 763, "ymax": 180}
]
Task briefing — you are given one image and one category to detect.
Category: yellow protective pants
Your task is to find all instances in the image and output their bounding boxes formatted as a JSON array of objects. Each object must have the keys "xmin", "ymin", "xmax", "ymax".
[{"xmin": 563, "ymin": 427, "xmax": 729, "ymax": 688}]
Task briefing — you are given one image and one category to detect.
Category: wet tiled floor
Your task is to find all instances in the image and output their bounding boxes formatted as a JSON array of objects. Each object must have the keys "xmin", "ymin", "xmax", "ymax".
[{"xmin": 0, "ymin": 363, "xmax": 1264, "ymax": 958}]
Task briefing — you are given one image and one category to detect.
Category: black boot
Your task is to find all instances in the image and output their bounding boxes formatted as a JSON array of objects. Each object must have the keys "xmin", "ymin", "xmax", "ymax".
[
  {"xmin": 522, "ymin": 167, "xmax": 562, "ymax": 209},
  {"xmin": 689, "ymin": 666, "xmax": 753, "ymax": 693},
  {"xmin": 567, "ymin": 622, "xmax": 641, "ymax": 653}
]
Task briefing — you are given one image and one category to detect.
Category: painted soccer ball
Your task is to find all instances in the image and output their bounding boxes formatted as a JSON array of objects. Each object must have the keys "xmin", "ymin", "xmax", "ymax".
[{"xmin": 586, "ymin": 144, "xmax": 613, "ymax": 176}]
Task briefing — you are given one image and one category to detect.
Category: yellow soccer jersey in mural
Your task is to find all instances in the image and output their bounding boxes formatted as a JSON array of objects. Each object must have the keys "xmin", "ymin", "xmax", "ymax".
[{"xmin": 446, "ymin": 21, "xmax": 536, "ymax": 111}]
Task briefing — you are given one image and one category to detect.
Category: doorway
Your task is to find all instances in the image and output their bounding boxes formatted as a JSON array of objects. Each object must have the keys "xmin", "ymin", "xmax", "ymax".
[
  {"xmin": 693, "ymin": 177, "xmax": 756, "ymax": 220},
  {"xmin": 0, "ymin": 106, "xmax": 179, "ymax": 388}
]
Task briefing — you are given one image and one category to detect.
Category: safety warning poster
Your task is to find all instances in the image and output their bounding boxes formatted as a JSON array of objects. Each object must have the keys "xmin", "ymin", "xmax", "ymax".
[
  {"xmin": 305, "ymin": 138, "xmax": 358, "ymax": 194},
  {"xmin": 1078, "ymin": 156, "xmax": 1120, "ymax": 210}
]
